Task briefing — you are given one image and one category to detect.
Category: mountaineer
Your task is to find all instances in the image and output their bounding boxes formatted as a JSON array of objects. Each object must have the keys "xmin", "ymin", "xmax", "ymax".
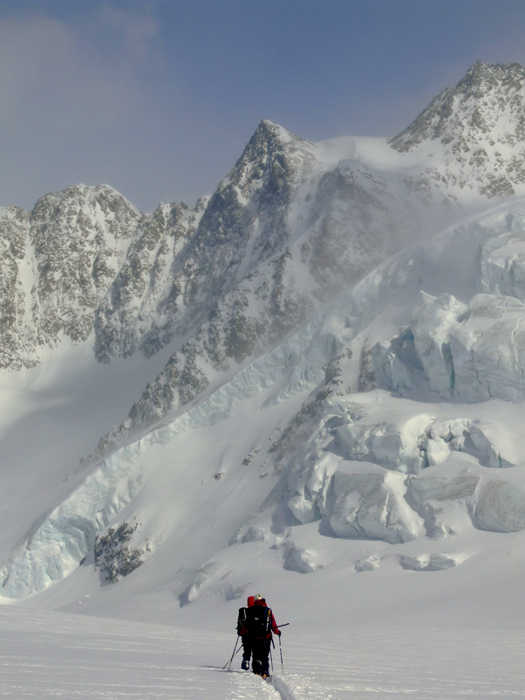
[
  {"xmin": 237, "ymin": 595, "xmax": 255, "ymax": 670},
  {"xmin": 240, "ymin": 593, "xmax": 280, "ymax": 678}
]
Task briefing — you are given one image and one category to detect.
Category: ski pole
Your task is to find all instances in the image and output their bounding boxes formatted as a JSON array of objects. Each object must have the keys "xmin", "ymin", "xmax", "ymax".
[
  {"xmin": 269, "ymin": 646, "xmax": 274, "ymax": 673},
  {"xmin": 227, "ymin": 643, "xmax": 242, "ymax": 670},
  {"xmin": 279, "ymin": 634, "xmax": 284, "ymax": 675},
  {"xmin": 276, "ymin": 623, "xmax": 290, "ymax": 629},
  {"xmin": 224, "ymin": 636, "xmax": 240, "ymax": 670}
]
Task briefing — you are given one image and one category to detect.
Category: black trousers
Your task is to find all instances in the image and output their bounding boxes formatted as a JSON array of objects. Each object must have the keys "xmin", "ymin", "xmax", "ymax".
[
  {"xmin": 241, "ymin": 635, "xmax": 252, "ymax": 660},
  {"xmin": 251, "ymin": 637, "xmax": 272, "ymax": 675}
]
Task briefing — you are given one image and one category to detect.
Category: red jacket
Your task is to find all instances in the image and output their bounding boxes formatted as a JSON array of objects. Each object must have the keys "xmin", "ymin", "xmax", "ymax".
[{"xmin": 239, "ymin": 600, "xmax": 279, "ymax": 638}]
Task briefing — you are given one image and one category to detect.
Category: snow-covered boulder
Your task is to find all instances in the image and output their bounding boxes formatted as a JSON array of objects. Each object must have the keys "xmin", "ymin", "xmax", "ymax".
[
  {"xmin": 181, "ymin": 562, "xmax": 222, "ymax": 605},
  {"xmin": 327, "ymin": 468, "xmax": 424, "ymax": 544},
  {"xmin": 283, "ymin": 542, "xmax": 323, "ymax": 574},
  {"xmin": 410, "ymin": 293, "xmax": 468, "ymax": 398},
  {"xmin": 422, "ymin": 418, "xmax": 470, "ymax": 466},
  {"xmin": 335, "ymin": 423, "xmax": 372, "ymax": 460},
  {"xmin": 335, "ymin": 414, "xmax": 432, "ymax": 474},
  {"xmin": 287, "ymin": 453, "xmax": 342, "ymax": 524},
  {"xmin": 239, "ymin": 527, "xmax": 269, "ymax": 544},
  {"xmin": 229, "ymin": 514, "xmax": 271, "ymax": 545},
  {"xmin": 355, "ymin": 555, "xmax": 381, "ymax": 572},
  {"xmin": 372, "ymin": 328, "xmax": 424, "ymax": 393},
  {"xmin": 409, "ymin": 475, "xmax": 480, "ymax": 503},
  {"xmin": 468, "ymin": 423, "xmax": 516, "ymax": 468},
  {"xmin": 399, "ymin": 553, "xmax": 469, "ymax": 571},
  {"xmin": 419, "ymin": 418, "xmax": 516, "ymax": 470},
  {"xmin": 450, "ymin": 294, "xmax": 525, "ymax": 402},
  {"xmin": 473, "ymin": 480, "xmax": 525, "ymax": 532},
  {"xmin": 407, "ymin": 474, "xmax": 480, "ymax": 538}
]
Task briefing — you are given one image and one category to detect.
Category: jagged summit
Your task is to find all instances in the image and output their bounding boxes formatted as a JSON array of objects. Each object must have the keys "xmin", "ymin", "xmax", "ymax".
[
  {"xmin": 390, "ymin": 61, "xmax": 525, "ymax": 152},
  {"xmin": 7, "ymin": 63, "xmax": 524, "ymax": 382},
  {"xmin": 31, "ymin": 183, "xmax": 140, "ymax": 222},
  {"xmin": 222, "ymin": 118, "xmax": 315, "ymax": 199},
  {"xmin": 388, "ymin": 61, "xmax": 525, "ymax": 199},
  {"xmin": 254, "ymin": 118, "xmax": 306, "ymax": 145}
]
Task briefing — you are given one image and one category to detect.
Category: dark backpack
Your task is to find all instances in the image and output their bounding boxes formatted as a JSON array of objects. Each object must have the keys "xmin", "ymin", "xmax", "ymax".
[
  {"xmin": 246, "ymin": 605, "xmax": 272, "ymax": 637},
  {"xmin": 237, "ymin": 606, "xmax": 248, "ymax": 634}
]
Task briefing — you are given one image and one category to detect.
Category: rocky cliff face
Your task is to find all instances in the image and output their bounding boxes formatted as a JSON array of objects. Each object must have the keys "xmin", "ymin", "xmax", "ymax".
[
  {"xmin": 31, "ymin": 185, "xmax": 141, "ymax": 346},
  {"xmin": 0, "ymin": 206, "xmax": 33, "ymax": 370},
  {"xmin": 0, "ymin": 185, "xmax": 141, "ymax": 369},
  {"xmin": 94, "ymin": 199, "xmax": 204, "ymax": 362},
  {"xmin": 94, "ymin": 120, "xmax": 317, "ymax": 365}
]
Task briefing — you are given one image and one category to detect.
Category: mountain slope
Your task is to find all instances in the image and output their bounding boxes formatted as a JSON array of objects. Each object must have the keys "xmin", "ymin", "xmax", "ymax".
[{"xmin": 3, "ymin": 197, "xmax": 525, "ymax": 609}]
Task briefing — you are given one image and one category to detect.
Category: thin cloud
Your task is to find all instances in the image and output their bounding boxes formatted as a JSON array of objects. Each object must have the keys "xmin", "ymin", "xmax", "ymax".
[
  {"xmin": 93, "ymin": 4, "xmax": 160, "ymax": 61},
  {"xmin": 0, "ymin": 7, "xmax": 167, "ymax": 211},
  {"xmin": 0, "ymin": 11, "xmax": 158, "ymax": 131}
]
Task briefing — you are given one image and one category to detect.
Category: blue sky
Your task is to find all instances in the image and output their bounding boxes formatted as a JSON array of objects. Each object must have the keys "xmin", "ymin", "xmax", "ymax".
[{"xmin": 1, "ymin": 0, "xmax": 525, "ymax": 212}]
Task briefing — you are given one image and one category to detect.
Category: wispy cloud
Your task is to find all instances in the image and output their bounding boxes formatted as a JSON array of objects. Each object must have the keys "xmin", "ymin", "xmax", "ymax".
[
  {"xmin": 92, "ymin": 4, "xmax": 160, "ymax": 61},
  {"xmin": 0, "ymin": 5, "xmax": 168, "ymax": 210},
  {"xmin": 0, "ymin": 9, "xmax": 160, "ymax": 132}
]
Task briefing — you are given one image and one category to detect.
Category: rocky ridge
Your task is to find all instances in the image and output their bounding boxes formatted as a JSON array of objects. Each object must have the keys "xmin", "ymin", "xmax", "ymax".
[{"xmin": 1, "ymin": 185, "xmax": 143, "ymax": 369}]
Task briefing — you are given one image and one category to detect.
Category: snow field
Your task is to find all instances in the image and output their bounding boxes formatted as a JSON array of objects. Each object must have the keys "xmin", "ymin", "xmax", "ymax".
[
  {"xmin": 280, "ymin": 629, "xmax": 525, "ymax": 699},
  {"xmin": 2, "ymin": 605, "xmax": 524, "ymax": 700},
  {"xmin": 0, "ymin": 334, "xmax": 180, "ymax": 566},
  {"xmin": 0, "ymin": 606, "xmax": 278, "ymax": 700}
]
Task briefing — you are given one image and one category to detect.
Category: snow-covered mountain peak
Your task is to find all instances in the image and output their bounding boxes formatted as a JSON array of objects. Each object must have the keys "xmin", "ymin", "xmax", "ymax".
[
  {"xmin": 390, "ymin": 61, "xmax": 525, "ymax": 152},
  {"xmin": 220, "ymin": 118, "xmax": 317, "ymax": 201},
  {"xmin": 31, "ymin": 184, "xmax": 141, "ymax": 233},
  {"xmin": 255, "ymin": 118, "xmax": 309, "ymax": 146},
  {"xmin": 387, "ymin": 62, "xmax": 525, "ymax": 199}
]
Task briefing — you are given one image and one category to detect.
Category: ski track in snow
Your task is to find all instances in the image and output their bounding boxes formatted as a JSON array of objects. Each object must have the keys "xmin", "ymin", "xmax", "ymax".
[{"xmin": 2, "ymin": 607, "xmax": 524, "ymax": 699}]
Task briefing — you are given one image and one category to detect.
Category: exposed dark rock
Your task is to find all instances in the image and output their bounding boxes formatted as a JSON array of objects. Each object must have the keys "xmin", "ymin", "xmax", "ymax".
[{"xmin": 94, "ymin": 522, "xmax": 144, "ymax": 584}]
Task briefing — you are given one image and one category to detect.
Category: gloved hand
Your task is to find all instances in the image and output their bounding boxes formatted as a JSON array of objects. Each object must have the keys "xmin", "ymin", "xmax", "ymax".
[{"xmin": 277, "ymin": 630, "xmax": 281, "ymax": 636}]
